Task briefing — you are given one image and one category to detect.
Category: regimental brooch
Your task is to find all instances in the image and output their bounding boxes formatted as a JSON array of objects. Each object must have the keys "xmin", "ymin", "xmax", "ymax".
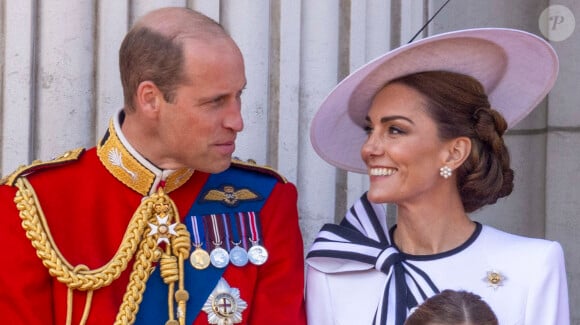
[
  {"xmin": 203, "ymin": 278, "xmax": 248, "ymax": 325},
  {"xmin": 483, "ymin": 269, "xmax": 507, "ymax": 290}
]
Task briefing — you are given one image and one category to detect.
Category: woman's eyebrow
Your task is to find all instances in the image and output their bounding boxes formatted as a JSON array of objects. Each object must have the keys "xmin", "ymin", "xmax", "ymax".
[{"xmin": 365, "ymin": 115, "xmax": 414, "ymax": 125}]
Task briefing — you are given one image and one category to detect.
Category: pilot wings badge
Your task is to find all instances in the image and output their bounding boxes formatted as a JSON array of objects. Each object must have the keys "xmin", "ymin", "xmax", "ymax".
[{"xmin": 201, "ymin": 185, "xmax": 261, "ymax": 207}]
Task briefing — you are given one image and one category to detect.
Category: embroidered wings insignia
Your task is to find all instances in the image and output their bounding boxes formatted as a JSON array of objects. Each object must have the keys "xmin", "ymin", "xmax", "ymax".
[{"xmin": 202, "ymin": 185, "xmax": 261, "ymax": 207}]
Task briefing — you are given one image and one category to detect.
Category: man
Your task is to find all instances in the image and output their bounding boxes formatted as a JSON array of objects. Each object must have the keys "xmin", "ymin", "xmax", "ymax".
[{"xmin": 0, "ymin": 7, "xmax": 306, "ymax": 325}]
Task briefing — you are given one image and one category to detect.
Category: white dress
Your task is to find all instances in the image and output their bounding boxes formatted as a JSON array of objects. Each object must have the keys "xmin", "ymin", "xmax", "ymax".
[{"xmin": 305, "ymin": 195, "xmax": 569, "ymax": 325}]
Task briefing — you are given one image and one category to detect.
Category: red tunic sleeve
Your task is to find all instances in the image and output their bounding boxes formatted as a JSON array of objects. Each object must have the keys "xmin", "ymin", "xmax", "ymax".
[{"xmin": 0, "ymin": 184, "xmax": 54, "ymax": 324}]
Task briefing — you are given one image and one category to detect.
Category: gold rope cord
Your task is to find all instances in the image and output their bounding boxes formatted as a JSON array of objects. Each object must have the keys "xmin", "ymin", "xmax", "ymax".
[
  {"xmin": 14, "ymin": 177, "xmax": 191, "ymax": 325},
  {"xmin": 114, "ymin": 194, "xmax": 191, "ymax": 325}
]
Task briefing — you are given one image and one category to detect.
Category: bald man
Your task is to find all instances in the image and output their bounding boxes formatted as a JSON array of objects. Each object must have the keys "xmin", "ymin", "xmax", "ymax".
[{"xmin": 0, "ymin": 7, "xmax": 306, "ymax": 325}]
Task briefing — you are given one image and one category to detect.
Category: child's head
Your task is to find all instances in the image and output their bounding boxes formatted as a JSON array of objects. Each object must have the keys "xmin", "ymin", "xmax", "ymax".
[{"xmin": 404, "ymin": 290, "xmax": 498, "ymax": 325}]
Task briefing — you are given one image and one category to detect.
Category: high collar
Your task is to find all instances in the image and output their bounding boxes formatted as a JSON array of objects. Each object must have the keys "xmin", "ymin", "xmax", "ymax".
[{"xmin": 96, "ymin": 110, "xmax": 194, "ymax": 196}]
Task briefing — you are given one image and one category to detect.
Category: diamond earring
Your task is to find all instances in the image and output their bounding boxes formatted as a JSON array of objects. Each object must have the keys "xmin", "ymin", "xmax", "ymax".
[{"xmin": 439, "ymin": 166, "xmax": 452, "ymax": 179}]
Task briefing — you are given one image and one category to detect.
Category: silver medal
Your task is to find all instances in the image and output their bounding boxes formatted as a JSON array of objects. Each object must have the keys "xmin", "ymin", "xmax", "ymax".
[
  {"xmin": 229, "ymin": 245, "xmax": 249, "ymax": 267},
  {"xmin": 210, "ymin": 247, "xmax": 230, "ymax": 268},
  {"xmin": 248, "ymin": 244, "xmax": 269, "ymax": 265}
]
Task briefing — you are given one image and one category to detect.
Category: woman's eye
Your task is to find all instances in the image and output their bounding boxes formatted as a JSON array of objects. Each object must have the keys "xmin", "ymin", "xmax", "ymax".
[
  {"xmin": 389, "ymin": 126, "xmax": 405, "ymax": 135},
  {"xmin": 363, "ymin": 125, "xmax": 373, "ymax": 135}
]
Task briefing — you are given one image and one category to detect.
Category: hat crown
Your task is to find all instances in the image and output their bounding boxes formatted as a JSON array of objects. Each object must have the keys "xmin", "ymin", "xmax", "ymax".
[{"xmin": 310, "ymin": 28, "xmax": 558, "ymax": 173}]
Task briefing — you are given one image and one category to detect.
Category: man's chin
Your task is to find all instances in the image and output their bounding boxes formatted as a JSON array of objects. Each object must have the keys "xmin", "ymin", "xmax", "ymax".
[{"xmin": 198, "ymin": 160, "xmax": 232, "ymax": 174}]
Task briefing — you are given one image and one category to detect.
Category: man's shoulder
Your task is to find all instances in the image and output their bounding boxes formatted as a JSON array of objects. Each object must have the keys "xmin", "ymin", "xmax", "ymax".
[
  {"xmin": 0, "ymin": 148, "xmax": 86, "ymax": 186},
  {"xmin": 229, "ymin": 158, "xmax": 288, "ymax": 184}
]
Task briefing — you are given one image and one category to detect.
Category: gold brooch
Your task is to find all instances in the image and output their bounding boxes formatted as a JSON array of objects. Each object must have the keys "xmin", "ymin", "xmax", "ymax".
[
  {"xmin": 483, "ymin": 269, "xmax": 507, "ymax": 290},
  {"xmin": 202, "ymin": 278, "xmax": 247, "ymax": 324}
]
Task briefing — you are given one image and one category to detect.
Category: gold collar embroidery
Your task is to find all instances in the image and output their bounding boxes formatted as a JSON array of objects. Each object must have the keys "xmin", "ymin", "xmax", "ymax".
[{"xmin": 97, "ymin": 114, "xmax": 193, "ymax": 196}]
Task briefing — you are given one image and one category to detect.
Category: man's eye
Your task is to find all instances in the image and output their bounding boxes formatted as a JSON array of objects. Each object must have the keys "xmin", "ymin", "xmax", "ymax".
[{"xmin": 210, "ymin": 97, "xmax": 225, "ymax": 106}]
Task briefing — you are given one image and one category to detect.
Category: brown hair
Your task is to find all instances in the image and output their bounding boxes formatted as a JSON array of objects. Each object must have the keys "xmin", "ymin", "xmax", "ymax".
[
  {"xmin": 404, "ymin": 290, "xmax": 498, "ymax": 325},
  {"xmin": 390, "ymin": 71, "xmax": 514, "ymax": 213},
  {"xmin": 119, "ymin": 7, "xmax": 228, "ymax": 111}
]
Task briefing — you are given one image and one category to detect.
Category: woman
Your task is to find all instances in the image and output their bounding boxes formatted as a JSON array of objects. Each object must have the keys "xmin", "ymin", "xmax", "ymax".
[
  {"xmin": 404, "ymin": 290, "xmax": 498, "ymax": 325},
  {"xmin": 305, "ymin": 28, "xmax": 569, "ymax": 325}
]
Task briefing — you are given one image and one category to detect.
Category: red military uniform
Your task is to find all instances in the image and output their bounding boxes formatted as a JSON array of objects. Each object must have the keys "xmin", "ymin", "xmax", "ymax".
[{"xmin": 0, "ymin": 113, "xmax": 306, "ymax": 325}]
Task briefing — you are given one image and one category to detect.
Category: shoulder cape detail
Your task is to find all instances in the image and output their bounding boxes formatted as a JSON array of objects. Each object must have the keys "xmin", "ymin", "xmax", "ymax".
[
  {"xmin": 0, "ymin": 148, "xmax": 85, "ymax": 186},
  {"xmin": 230, "ymin": 157, "xmax": 288, "ymax": 183}
]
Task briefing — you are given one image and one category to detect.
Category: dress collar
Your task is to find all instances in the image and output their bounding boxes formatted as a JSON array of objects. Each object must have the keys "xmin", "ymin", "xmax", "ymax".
[{"xmin": 96, "ymin": 110, "xmax": 194, "ymax": 196}]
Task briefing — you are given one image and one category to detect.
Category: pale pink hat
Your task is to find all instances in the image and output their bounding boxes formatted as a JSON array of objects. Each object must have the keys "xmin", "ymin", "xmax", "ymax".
[{"xmin": 310, "ymin": 28, "xmax": 559, "ymax": 174}]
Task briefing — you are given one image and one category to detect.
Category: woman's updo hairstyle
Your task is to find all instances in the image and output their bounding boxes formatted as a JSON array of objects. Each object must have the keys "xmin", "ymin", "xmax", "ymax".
[{"xmin": 390, "ymin": 71, "xmax": 514, "ymax": 212}]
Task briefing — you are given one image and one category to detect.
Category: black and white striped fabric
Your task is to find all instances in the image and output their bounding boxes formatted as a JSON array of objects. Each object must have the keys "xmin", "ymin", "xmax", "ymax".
[{"xmin": 306, "ymin": 192, "xmax": 439, "ymax": 325}]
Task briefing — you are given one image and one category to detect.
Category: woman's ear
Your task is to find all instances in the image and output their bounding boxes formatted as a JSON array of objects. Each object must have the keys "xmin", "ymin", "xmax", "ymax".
[
  {"xmin": 445, "ymin": 137, "xmax": 472, "ymax": 169},
  {"xmin": 135, "ymin": 81, "xmax": 162, "ymax": 117}
]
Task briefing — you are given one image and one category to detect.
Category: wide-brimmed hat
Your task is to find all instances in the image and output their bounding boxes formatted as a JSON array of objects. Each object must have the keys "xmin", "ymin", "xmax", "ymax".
[{"xmin": 309, "ymin": 28, "xmax": 558, "ymax": 174}]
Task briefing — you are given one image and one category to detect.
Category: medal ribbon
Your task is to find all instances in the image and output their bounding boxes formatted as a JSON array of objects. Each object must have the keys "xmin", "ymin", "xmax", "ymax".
[
  {"xmin": 247, "ymin": 211, "xmax": 263, "ymax": 245},
  {"xmin": 189, "ymin": 215, "xmax": 205, "ymax": 249},
  {"xmin": 220, "ymin": 213, "xmax": 232, "ymax": 251},
  {"xmin": 236, "ymin": 212, "xmax": 249, "ymax": 250},
  {"xmin": 228, "ymin": 213, "xmax": 243, "ymax": 246},
  {"xmin": 306, "ymin": 192, "xmax": 443, "ymax": 325},
  {"xmin": 206, "ymin": 214, "xmax": 224, "ymax": 250}
]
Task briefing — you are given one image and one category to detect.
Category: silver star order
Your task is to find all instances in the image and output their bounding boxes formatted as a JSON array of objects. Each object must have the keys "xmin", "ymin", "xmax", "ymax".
[
  {"xmin": 202, "ymin": 278, "xmax": 247, "ymax": 325},
  {"xmin": 148, "ymin": 216, "xmax": 178, "ymax": 244}
]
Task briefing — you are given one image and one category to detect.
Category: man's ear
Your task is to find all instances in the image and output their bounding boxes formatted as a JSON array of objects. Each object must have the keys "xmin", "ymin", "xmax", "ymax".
[
  {"xmin": 135, "ymin": 81, "xmax": 162, "ymax": 117},
  {"xmin": 444, "ymin": 137, "xmax": 472, "ymax": 169}
]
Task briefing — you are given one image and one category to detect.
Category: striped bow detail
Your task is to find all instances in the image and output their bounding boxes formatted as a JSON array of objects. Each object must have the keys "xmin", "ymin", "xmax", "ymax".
[{"xmin": 306, "ymin": 192, "xmax": 439, "ymax": 325}]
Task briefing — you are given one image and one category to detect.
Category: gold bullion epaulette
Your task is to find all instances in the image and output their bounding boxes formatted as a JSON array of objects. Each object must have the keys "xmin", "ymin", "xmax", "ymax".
[
  {"xmin": 231, "ymin": 157, "xmax": 288, "ymax": 183},
  {"xmin": 0, "ymin": 148, "xmax": 85, "ymax": 186}
]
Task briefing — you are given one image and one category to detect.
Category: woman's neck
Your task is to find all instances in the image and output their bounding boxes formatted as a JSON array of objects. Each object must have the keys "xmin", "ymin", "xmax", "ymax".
[{"xmin": 393, "ymin": 202, "xmax": 475, "ymax": 255}]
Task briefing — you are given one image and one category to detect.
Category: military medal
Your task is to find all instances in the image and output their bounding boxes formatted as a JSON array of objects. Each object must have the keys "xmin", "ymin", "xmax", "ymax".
[
  {"xmin": 229, "ymin": 243, "xmax": 249, "ymax": 267},
  {"xmin": 189, "ymin": 216, "xmax": 211, "ymax": 270},
  {"xmin": 227, "ymin": 213, "xmax": 249, "ymax": 267},
  {"xmin": 246, "ymin": 211, "xmax": 269, "ymax": 265},
  {"xmin": 191, "ymin": 245, "xmax": 211, "ymax": 270},
  {"xmin": 210, "ymin": 246, "xmax": 230, "ymax": 268},
  {"xmin": 208, "ymin": 214, "xmax": 230, "ymax": 268},
  {"xmin": 202, "ymin": 278, "xmax": 247, "ymax": 324},
  {"xmin": 248, "ymin": 243, "xmax": 269, "ymax": 265}
]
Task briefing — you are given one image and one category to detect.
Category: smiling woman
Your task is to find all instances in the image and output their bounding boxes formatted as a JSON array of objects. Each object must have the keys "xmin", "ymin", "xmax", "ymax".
[
  {"xmin": 305, "ymin": 28, "xmax": 569, "ymax": 325},
  {"xmin": 362, "ymin": 81, "xmax": 454, "ymax": 207}
]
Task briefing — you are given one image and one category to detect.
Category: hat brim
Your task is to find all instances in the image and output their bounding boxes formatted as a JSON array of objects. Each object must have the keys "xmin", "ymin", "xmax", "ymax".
[{"xmin": 310, "ymin": 28, "xmax": 558, "ymax": 174}]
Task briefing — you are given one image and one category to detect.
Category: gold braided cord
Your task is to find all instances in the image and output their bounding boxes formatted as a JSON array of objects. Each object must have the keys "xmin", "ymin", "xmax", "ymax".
[
  {"xmin": 172, "ymin": 224, "xmax": 192, "ymax": 257},
  {"xmin": 176, "ymin": 255, "xmax": 188, "ymax": 325},
  {"xmin": 172, "ymin": 224, "xmax": 191, "ymax": 325},
  {"xmin": 14, "ymin": 177, "xmax": 191, "ymax": 325},
  {"xmin": 66, "ymin": 277, "xmax": 94, "ymax": 325},
  {"xmin": 14, "ymin": 177, "xmax": 149, "ymax": 290},
  {"xmin": 80, "ymin": 290, "xmax": 94, "ymax": 325},
  {"xmin": 66, "ymin": 287, "xmax": 73, "ymax": 325},
  {"xmin": 114, "ymin": 235, "xmax": 158, "ymax": 325},
  {"xmin": 160, "ymin": 254, "xmax": 179, "ymax": 283},
  {"xmin": 114, "ymin": 188, "xmax": 191, "ymax": 325}
]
